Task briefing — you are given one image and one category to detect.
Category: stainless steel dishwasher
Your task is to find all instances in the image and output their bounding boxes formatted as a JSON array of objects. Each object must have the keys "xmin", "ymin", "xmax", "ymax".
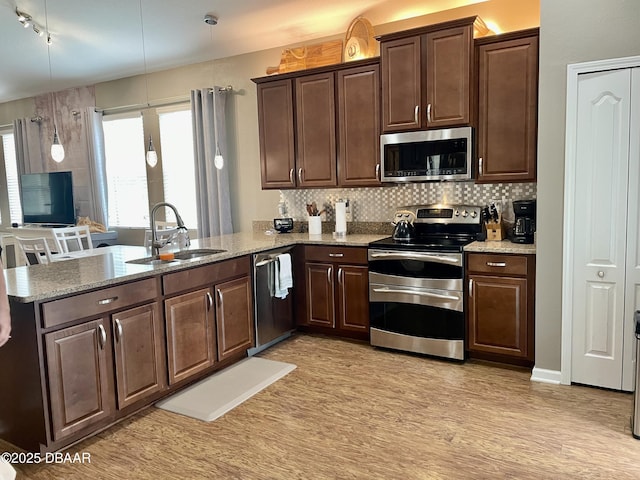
[{"xmin": 247, "ymin": 247, "xmax": 295, "ymax": 356}]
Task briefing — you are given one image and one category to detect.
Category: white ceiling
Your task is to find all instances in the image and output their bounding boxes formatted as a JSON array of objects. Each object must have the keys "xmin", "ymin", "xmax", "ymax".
[{"xmin": 0, "ymin": 0, "xmax": 487, "ymax": 103}]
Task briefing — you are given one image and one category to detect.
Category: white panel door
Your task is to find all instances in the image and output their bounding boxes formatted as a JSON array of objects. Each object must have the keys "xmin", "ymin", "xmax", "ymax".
[
  {"xmin": 622, "ymin": 68, "xmax": 640, "ymax": 391},
  {"xmin": 571, "ymin": 69, "xmax": 631, "ymax": 389}
]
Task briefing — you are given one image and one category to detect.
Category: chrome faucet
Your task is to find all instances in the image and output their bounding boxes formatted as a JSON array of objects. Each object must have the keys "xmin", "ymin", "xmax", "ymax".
[{"xmin": 150, "ymin": 202, "xmax": 190, "ymax": 256}]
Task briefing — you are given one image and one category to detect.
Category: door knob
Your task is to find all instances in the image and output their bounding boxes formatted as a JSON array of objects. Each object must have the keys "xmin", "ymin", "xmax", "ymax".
[{"xmin": 597, "ymin": 271, "xmax": 605, "ymax": 278}]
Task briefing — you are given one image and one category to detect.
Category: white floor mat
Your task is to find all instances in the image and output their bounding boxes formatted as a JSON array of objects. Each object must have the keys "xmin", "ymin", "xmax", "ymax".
[{"xmin": 155, "ymin": 357, "xmax": 296, "ymax": 422}]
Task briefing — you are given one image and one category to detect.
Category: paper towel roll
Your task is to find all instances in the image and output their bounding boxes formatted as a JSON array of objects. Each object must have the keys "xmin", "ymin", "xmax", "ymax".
[{"xmin": 335, "ymin": 201, "xmax": 347, "ymax": 233}]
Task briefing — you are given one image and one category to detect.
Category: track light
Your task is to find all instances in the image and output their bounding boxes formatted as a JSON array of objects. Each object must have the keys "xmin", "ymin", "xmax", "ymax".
[{"xmin": 16, "ymin": 8, "xmax": 50, "ymax": 44}]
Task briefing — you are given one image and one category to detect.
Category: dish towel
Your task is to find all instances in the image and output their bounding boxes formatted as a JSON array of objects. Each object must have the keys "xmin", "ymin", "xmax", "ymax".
[{"xmin": 275, "ymin": 253, "xmax": 293, "ymax": 299}]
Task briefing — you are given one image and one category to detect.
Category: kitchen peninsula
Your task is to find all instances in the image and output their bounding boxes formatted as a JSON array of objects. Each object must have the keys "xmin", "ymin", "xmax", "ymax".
[{"xmin": 0, "ymin": 231, "xmax": 386, "ymax": 454}]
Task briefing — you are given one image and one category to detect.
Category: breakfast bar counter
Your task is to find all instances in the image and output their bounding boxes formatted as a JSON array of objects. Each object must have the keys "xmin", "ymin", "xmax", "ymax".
[{"xmin": 4, "ymin": 231, "xmax": 388, "ymax": 303}]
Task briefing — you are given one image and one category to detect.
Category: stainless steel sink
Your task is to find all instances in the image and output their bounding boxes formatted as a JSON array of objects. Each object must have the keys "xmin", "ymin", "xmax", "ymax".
[
  {"xmin": 173, "ymin": 249, "xmax": 226, "ymax": 260},
  {"xmin": 126, "ymin": 249, "xmax": 226, "ymax": 265}
]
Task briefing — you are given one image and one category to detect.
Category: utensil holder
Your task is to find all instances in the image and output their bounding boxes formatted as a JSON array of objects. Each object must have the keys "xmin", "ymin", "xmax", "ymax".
[{"xmin": 308, "ymin": 216, "xmax": 322, "ymax": 235}]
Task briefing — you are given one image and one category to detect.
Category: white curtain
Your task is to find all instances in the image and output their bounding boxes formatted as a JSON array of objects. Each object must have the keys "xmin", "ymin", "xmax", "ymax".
[
  {"xmin": 12, "ymin": 118, "xmax": 44, "ymax": 174},
  {"xmin": 82, "ymin": 108, "xmax": 109, "ymax": 227},
  {"xmin": 191, "ymin": 87, "xmax": 232, "ymax": 238}
]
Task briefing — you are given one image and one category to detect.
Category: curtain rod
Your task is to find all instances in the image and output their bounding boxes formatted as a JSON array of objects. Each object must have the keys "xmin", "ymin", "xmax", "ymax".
[
  {"xmin": 0, "ymin": 123, "xmax": 12, "ymax": 129},
  {"xmin": 97, "ymin": 95, "xmax": 191, "ymax": 115},
  {"xmin": 98, "ymin": 86, "xmax": 233, "ymax": 116}
]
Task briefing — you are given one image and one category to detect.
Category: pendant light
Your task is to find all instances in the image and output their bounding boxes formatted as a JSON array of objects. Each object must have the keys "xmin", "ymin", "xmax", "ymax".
[
  {"xmin": 214, "ymin": 142, "xmax": 224, "ymax": 170},
  {"xmin": 44, "ymin": 0, "xmax": 64, "ymax": 162},
  {"xmin": 139, "ymin": 0, "xmax": 157, "ymax": 167},
  {"xmin": 146, "ymin": 135, "xmax": 158, "ymax": 167}
]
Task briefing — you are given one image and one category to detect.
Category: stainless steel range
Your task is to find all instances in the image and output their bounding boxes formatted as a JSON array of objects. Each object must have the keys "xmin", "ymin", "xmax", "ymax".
[{"xmin": 368, "ymin": 204, "xmax": 482, "ymax": 360}]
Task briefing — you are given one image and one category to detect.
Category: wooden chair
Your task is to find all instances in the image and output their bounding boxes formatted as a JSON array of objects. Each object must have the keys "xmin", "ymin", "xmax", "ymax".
[
  {"xmin": 14, "ymin": 236, "xmax": 55, "ymax": 265},
  {"xmin": 52, "ymin": 226, "xmax": 94, "ymax": 253}
]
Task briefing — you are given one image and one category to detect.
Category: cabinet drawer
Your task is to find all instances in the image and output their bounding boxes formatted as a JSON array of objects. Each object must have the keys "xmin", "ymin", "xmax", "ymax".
[
  {"xmin": 305, "ymin": 246, "xmax": 367, "ymax": 265},
  {"xmin": 163, "ymin": 256, "xmax": 250, "ymax": 296},
  {"xmin": 467, "ymin": 253, "xmax": 528, "ymax": 276},
  {"xmin": 42, "ymin": 278, "xmax": 159, "ymax": 329}
]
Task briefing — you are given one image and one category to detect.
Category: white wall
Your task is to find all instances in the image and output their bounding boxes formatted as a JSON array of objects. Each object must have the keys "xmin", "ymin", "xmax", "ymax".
[{"xmin": 536, "ymin": 0, "xmax": 640, "ymax": 370}]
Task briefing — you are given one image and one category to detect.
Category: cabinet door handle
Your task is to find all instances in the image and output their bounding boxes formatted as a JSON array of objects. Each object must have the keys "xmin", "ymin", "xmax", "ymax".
[
  {"xmin": 327, "ymin": 267, "xmax": 332, "ymax": 284},
  {"xmin": 289, "ymin": 168, "xmax": 295, "ymax": 185},
  {"xmin": 217, "ymin": 289, "xmax": 223, "ymax": 306},
  {"xmin": 297, "ymin": 168, "xmax": 303, "ymax": 183},
  {"xmin": 97, "ymin": 296, "xmax": 118, "ymax": 305},
  {"xmin": 114, "ymin": 319, "xmax": 123, "ymax": 342},
  {"xmin": 479, "ymin": 157, "xmax": 483, "ymax": 176},
  {"xmin": 414, "ymin": 105, "xmax": 419, "ymax": 125},
  {"xmin": 206, "ymin": 292, "xmax": 213, "ymax": 310},
  {"xmin": 427, "ymin": 103, "xmax": 432, "ymax": 123},
  {"xmin": 597, "ymin": 271, "xmax": 605, "ymax": 278},
  {"xmin": 486, "ymin": 262, "xmax": 507, "ymax": 267},
  {"xmin": 375, "ymin": 163, "xmax": 380, "ymax": 181},
  {"xmin": 337, "ymin": 268, "xmax": 343, "ymax": 285},
  {"xmin": 98, "ymin": 324, "xmax": 106, "ymax": 350},
  {"xmin": 469, "ymin": 279, "xmax": 473, "ymax": 297}
]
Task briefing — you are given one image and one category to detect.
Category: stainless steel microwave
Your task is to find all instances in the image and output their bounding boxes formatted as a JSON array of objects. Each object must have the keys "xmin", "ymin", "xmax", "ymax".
[{"xmin": 380, "ymin": 127, "xmax": 473, "ymax": 182}]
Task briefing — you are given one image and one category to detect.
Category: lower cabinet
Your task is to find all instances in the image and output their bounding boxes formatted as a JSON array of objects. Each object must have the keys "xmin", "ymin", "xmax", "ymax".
[
  {"xmin": 302, "ymin": 246, "xmax": 369, "ymax": 338},
  {"xmin": 44, "ymin": 299, "xmax": 166, "ymax": 442},
  {"xmin": 215, "ymin": 276, "xmax": 254, "ymax": 362},
  {"xmin": 163, "ymin": 256, "xmax": 254, "ymax": 385},
  {"xmin": 45, "ymin": 319, "xmax": 115, "ymax": 442},
  {"xmin": 466, "ymin": 252, "xmax": 536, "ymax": 365},
  {"xmin": 165, "ymin": 288, "xmax": 216, "ymax": 385}
]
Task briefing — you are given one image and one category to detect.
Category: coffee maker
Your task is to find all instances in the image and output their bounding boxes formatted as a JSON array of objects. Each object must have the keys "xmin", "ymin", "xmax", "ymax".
[{"xmin": 511, "ymin": 199, "xmax": 536, "ymax": 244}]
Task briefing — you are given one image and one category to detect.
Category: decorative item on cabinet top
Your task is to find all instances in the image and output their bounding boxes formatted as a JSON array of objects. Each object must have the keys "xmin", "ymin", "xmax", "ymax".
[{"xmin": 266, "ymin": 40, "xmax": 344, "ymax": 75}]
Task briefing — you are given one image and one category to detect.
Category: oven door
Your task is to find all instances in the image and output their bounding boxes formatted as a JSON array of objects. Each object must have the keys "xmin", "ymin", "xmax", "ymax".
[{"xmin": 368, "ymin": 248, "xmax": 465, "ymax": 360}]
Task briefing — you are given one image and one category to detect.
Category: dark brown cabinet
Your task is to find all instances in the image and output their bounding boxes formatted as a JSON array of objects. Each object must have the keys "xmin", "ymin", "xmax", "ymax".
[
  {"xmin": 257, "ymin": 79, "xmax": 295, "ymax": 189},
  {"xmin": 215, "ymin": 276, "xmax": 254, "ymax": 362},
  {"xmin": 295, "ymin": 72, "xmax": 337, "ymax": 187},
  {"xmin": 163, "ymin": 256, "xmax": 253, "ymax": 385},
  {"xmin": 165, "ymin": 288, "xmax": 216, "ymax": 385},
  {"xmin": 379, "ymin": 18, "xmax": 475, "ymax": 132},
  {"xmin": 302, "ymin": 246, "xmax": 369, "ymax": 339},
  {"xmin": 337, "ymin": 64, "xmax": 381, "ymax": 186},
  {"xmin": 466, "ymin": 252, "xmax": 535, "ymax": 366},
  {"xmin": 45, "ymin": 319, "xmax": 115, "ymax": 442},
  {"xmin": 43, "ymin": 278, "xmax": 165, "ymax": 443},
  {"xmin": 253, "ymin": 58, "xmax": 381, "ymax": 189},
  {"xmin": 112, "ymin": 303, "xmax": 166, "ymax": 409},
  {"xmin": 475, "ymin": 29, "xmax": 539, "ymax": 183}
]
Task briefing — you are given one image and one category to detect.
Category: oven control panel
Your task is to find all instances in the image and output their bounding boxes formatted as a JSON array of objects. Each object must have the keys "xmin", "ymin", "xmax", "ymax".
[{"xmin": 395, "ymin": 204, "xmax": 482, "ymax": 224}]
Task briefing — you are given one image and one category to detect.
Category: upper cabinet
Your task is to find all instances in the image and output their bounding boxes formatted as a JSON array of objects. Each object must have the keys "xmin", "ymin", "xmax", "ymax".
[
  {"xmin": 475, "ymin": 28, "xmax": 539, "ymax": 183},
  {"xmin": 295, "ymin": 72, "xmax": 337, "ymax": 187},
  {"xmin": 253, "ymin": 57, "xmax": 381, "ymax": 190},
  {"xmin": 256, "ymin": 79, "xmax": 296, "ymax": 189},
  {"xmin": 379, "ymin": 17, "xmax": 476, "ymax": 132}
]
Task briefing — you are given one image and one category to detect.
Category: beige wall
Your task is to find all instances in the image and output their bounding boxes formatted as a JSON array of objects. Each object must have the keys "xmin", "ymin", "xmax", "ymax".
[{"xmin": 536, "ymin": 0, "xmax": 640, "ymax": 371}]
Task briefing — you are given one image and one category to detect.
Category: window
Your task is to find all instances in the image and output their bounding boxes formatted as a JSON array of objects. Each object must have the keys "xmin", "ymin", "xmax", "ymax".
[
  {"xmin": 103, "ymin": 114, "xmax": 149, "ymax": 227},
  {"xmin": 158, "ymin": 108, "xmax": 197, "ymax": 228},
  {"xmin": 0, "ymin": 132, "xmax": 22, "ymax": 225}
]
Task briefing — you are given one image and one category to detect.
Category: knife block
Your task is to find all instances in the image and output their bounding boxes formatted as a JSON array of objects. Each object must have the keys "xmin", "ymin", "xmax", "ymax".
[{"xmin": 486, "ymin": 216, "xmax": 505, "ymax": 241}]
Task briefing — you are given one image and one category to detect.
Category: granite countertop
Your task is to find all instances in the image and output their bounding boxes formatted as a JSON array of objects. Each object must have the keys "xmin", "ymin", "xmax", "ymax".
[
  {"xmin": 4, "ymin": 231, "xmax": 389, "ymax": 303},
  {"xmin": 464, "ymin": 240, "xmax": 536, "ymax": 255}
]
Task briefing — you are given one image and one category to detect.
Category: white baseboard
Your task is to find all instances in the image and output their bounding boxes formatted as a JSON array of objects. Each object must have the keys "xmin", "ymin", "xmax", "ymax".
[{"xmin": 530, "ymin": 367, "xmax": 562, "ymax": 385}]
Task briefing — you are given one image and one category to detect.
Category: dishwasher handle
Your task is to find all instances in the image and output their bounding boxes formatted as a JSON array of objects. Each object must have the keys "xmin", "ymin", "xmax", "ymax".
[{"xmin": 254, "ymin": 249, "xmax": 293, "ymax": 268}]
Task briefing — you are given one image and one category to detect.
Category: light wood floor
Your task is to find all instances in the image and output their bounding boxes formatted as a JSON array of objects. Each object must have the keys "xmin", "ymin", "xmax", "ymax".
[{"xmin": 6, "ymin": 333, "xmax": 640, "ymax": 479}]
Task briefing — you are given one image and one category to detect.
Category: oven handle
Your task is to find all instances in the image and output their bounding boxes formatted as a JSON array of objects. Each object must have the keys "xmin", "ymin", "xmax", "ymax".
[
  {"xmin": 372, "ymin": 286, "xmax": 461, "ymax": 301},
  {"xmin": 369, "ymin": 251, "xmax": 461, "ymax": 265}
]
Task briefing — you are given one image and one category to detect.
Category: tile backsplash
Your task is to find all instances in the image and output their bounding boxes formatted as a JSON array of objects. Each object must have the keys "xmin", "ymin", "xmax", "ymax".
[{"xmin": 278, "ymin": 182, "xmax": 536, "ymax": 223}]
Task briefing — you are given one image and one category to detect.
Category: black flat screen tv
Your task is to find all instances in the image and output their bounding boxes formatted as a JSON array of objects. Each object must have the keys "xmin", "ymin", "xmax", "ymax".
[{"xmin": 20, "ymin": 171, "xmax": 75, "ymax": 226}]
